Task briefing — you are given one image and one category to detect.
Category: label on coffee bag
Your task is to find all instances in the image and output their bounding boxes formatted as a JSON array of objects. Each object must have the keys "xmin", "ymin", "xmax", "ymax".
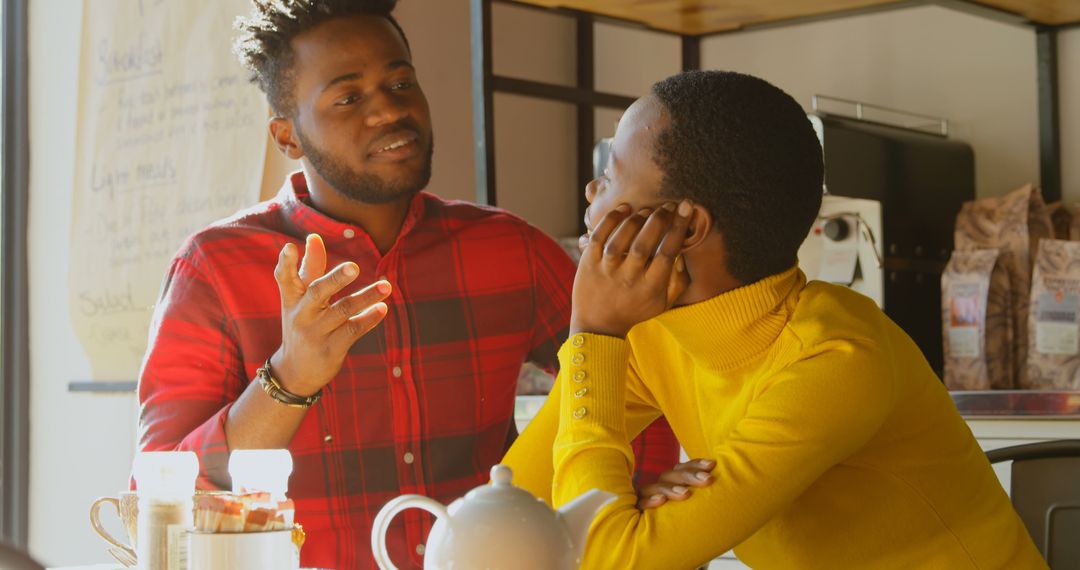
[
  {"xmin": 1036, "ymin": 290, "xmax": 1079, "ymax": 355},
  {"xmin": 948, "ymin": 288, "xmax": 982, "ymax": 358}
]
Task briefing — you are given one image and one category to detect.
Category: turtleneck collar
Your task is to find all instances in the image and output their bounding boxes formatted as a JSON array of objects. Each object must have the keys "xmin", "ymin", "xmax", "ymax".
[{"xmin": 650, "ymin": 266, "xmax": 806, "ymax": 369}]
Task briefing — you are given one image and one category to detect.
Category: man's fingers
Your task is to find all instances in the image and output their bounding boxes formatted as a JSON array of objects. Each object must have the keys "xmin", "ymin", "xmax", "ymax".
[
  {"xmin": 298, "ymin": 234, "xmax": 328, "ymax": 285},
  {"xmin": 302, "ymin": 262, "xmax": 360, "ymax": 310},
  {"xmin": 274, "ymin": 243, "xmax": 306, "ymax": 307},
  {"xmin": 328, "ymin": 302, "xmax": 389, "ymax": 349},
  {"xmin": 322, "ymin": 280, "xmax": 393, "ymax": 331}
]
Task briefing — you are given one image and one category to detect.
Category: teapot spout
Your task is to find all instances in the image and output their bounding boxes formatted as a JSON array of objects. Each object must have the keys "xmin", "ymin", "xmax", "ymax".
[{"xmin": 556, "ymin": 489, "xmax": 617, "ymax": 562}]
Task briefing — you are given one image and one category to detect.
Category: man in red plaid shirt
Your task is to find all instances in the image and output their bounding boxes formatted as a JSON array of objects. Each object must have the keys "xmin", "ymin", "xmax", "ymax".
[{"xmin": 138, "ymin": 1, "xmax": 680, "ymax": 568}]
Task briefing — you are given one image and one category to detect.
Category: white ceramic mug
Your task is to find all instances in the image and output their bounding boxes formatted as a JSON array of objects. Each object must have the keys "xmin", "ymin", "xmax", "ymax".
[
  {"xmin": 89, "ymin": 491, "xmax": 138, "ymax": 566},
  {"xmin": 187, "ymin": 530, "xmax": 299, "ymax": 570}
]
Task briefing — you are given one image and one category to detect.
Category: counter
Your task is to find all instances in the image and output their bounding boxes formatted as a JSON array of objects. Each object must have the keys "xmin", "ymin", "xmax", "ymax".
[{"xmin": 951, "ymin": 390, "xmax": 1080, "ymax": 418}]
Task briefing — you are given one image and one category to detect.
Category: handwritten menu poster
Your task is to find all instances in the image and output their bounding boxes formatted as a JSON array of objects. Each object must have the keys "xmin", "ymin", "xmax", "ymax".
[{"xmin": 70, "ymin": 0, "xmax": 267, "ymax": 380}]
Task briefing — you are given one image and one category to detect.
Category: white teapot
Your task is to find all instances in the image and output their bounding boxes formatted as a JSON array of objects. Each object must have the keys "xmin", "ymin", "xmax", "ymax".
[{"xmin": 372, "ymin": 464, "xmax": 616, "ymax": 570}]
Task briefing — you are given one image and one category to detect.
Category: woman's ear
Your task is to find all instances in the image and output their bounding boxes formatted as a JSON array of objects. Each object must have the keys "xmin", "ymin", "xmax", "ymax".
[
  {"xmin": 268, "ymin": 116, "xmax": 305, "ymax": 160},
  {"xmin": 680, "ymin": 203, "xmax": 712, "ymax": 252}
]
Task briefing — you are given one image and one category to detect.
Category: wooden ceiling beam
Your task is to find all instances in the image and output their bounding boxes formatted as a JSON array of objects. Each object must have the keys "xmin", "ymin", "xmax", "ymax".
[{"xmin": 503, "ymin": 0, "xmax": 1080, "ymax": 36}]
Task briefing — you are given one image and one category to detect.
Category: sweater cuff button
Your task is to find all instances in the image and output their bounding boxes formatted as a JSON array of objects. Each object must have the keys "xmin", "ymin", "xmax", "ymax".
[
  {"xmin": 571, "ymin": 334, "xmax": 586, "ymax": 347},
  {"xmin": 573, "ymin": 407, "xmax": 588, "ymax": 419}
]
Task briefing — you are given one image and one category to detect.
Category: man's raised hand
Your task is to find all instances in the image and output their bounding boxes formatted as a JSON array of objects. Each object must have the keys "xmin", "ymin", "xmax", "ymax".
[{"xmin": 269, "ymin": 234, "xmax": 391, "ymax": 396}]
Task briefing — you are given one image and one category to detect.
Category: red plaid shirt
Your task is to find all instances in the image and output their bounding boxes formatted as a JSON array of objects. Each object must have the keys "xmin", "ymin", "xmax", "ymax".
[{"xmin": 138, "ymin": 172, "xmax": 677, "ymax": 569}]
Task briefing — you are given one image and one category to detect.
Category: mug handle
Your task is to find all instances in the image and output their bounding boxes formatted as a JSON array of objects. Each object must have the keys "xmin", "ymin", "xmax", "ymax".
[
  {"xmin": 371, "ymin": 495, "xmax": 449, "ymax": 570},
  {"xmin": 89, "ymin": 497, "xmax": 137, "ymax": 562}
]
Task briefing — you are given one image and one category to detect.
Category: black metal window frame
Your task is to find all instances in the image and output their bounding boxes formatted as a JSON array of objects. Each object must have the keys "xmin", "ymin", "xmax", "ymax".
[
  {"xmin": 1, "ymin": 0, "xmax": 30, "ymax": 548},
  {"xmin": 471, "ymin": 0, "xmax": 695, "ymax": 234},
  {"xmin": 471, "ymin": 0, "xmax": 1065, "ymax": 212}
]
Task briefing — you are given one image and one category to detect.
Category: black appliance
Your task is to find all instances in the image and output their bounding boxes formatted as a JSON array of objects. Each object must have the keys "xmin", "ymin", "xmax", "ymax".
[{"xmin": 812, "ymin": 106, "xmax": 975, "ymax": 374}]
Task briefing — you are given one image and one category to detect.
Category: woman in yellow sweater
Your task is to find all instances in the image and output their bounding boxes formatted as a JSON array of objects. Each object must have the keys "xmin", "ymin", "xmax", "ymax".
[{"xmin": 502, "ymin": 71, "xmax": 1044, "ymax": 569}]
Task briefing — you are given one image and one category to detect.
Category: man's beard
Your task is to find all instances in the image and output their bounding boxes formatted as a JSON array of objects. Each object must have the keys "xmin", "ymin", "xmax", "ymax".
[{"xmin": 297, "ymin": 128, "xmax": 434, "ymax": 205}]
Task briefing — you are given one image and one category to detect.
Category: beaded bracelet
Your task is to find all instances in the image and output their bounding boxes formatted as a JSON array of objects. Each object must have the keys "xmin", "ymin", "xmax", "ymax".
[{"xmin": 256, "ymin": 359, "xmax": 322, "ymax": 409}]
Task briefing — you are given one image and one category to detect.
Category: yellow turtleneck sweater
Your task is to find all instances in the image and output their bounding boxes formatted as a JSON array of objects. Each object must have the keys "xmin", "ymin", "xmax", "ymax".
[{"xmin": 503, "ymin": 267, "xmax": 1044, "ymax": 569}]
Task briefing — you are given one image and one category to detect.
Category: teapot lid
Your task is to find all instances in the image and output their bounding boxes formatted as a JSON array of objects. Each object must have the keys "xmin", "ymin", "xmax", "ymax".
[
  {"xmin": 490, "ymin": 464, "xmax": 513, "ymax": 486},
  {"xmin": 457, "ymin": 464, "xmax": 542, "ymax": 507}
]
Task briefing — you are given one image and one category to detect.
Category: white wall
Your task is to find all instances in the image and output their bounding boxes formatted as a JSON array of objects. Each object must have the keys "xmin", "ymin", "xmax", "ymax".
[
  {"xmin": 490, "ymin": 3, "xmax": 579, "ymax": 237},
  {"xmin": 27, "ymin": 0, "xmax": 135, "ymax": 565},
  {"xmin": 493, "ymin": 93, "xmax": 580, "ymax": 237},
  {"xmin": 594, "ymin": 22, "xmax": 680, "ymax": 98},
  {"xmin": 489, "ymin": 4, "xmax": 679, "ymax": 238},
  {"xmin": 396, "ymin": 0, "xmax": 476, "ymax": 202},
  {"xmin": 702, "ymin": 5, "xmax": 1041, "ymax": 201},
  {"xmin": 492, "ymin": 2, "xmax": 575, "ymax": 87}
]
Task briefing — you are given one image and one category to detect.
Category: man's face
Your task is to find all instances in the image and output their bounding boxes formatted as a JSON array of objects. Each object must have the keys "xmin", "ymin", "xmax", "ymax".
[
  {"xmin": 583, "ymin": 96, "xmax": 668, "ymax": 241},
  {"xmin": 288, "ymin": 14, "xmax": 434, "ymax": 204}
]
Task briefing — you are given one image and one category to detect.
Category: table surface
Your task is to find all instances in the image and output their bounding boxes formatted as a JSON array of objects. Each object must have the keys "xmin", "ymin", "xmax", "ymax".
[
  {"xmin": 49, "ymin": 566, "xmax": 120, "ymax": 570},
  {"xmin": 51, "ymin": 567, "xmax": 328, "ymax": 570}
]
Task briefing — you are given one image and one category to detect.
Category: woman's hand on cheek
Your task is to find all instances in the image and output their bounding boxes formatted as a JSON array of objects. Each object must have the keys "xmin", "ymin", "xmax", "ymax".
[{"xmin": 570, "ymin": 200, "xmax": 693, "ymax": 338}]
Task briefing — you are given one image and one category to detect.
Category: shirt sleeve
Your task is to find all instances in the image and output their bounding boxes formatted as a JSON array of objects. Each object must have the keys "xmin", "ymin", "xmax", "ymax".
[
  {"xmin": 137, "ymin": 250, "xmax": 247, "ymax": 489},
  {"xmin": 552, "ymin": 333, "xmax": 895, "ymax": 569},
  {"xmin": 523, "ymin": 226, "xmax": 576, "ymax": 374}
]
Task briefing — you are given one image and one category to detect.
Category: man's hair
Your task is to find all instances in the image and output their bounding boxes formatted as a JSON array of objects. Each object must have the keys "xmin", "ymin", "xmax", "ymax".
[
  {"xmin": 651, "ymin": 70, "xmax": 824, "ymax": 284},
  {"xmin": 234, "ymin": 0, "xmax": 409, "ymax": 116}
]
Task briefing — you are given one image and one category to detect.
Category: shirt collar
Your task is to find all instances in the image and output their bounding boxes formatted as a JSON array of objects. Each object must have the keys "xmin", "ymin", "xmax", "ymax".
[{"xmin": 277, "ymin": 170, "xmax": 429, "ymax": 250}]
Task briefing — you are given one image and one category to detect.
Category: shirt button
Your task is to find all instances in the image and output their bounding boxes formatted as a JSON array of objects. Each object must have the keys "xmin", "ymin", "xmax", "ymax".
[
  {"xmin": 392, "ymin": 366, "xmax": 403, "ymax": 378},
  {"xmin": 403, "ymin": 451, "xmax": 415, "ymax": 464},
  {"xmin": 323, "ymin": 434, "xmax": 333, "ymax": 443},
  {"xmin": 571, "ymin": 334, "xmax": 585, "ymax": 347},
  {"xmin": 415, "ymin": 543, "xmax": 426, "ymax": 556},
  {"xmin": 573, "ymin": 370, "xmax": 586, "ymax": 383},
  {"xmin": 379, "ymin": 274, "xmax": 388, "ymax": 281},
  {"xmin": 343, "ymin": 228, "xmax": 355, "ymax": 239},
  {"xmin": 571, "ymin": 353, "xmax": 585, "ymax": 366},
  {"xmin": 573, "ymin": 407, "xmax": 588, "ymax": 419}
]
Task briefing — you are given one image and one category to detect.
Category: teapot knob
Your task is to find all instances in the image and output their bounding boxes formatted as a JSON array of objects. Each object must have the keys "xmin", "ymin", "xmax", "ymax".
[{"xmin": 490, "ymin": 464, "xmax": 513, "ymax": 486}]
